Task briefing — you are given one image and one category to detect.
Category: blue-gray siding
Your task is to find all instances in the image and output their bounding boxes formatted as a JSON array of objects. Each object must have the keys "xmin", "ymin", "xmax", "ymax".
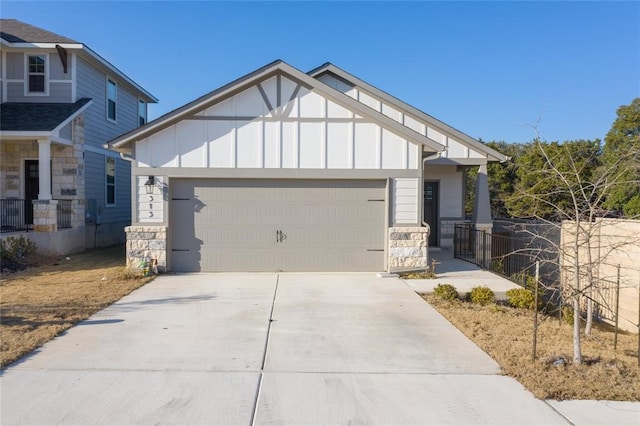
[
  {"xmin": 76, "ymin": 57, "xmax": 139, "ymax": 150},
  {"xmin": 84, "ymin": 151, "xmax": 131, "ymax": 224},
  {"xmin": 49, "ymin": 55, "xmax": 71, "ymax": 81},
  {"xmin": 59, "ymin": 122, "xmax": 72, "ymax": 140},
  {"xmin": 6, "ymin": 52, "xmax": 23, "ymax": 79},
  {"xmin": 4, "ymin": 51, "xmax": 72, "ymax": 103}
]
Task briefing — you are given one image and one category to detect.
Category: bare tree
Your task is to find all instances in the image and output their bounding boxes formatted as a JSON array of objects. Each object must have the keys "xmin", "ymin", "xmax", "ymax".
[{"xmin": 506, "ymin": 134, "xmax": 640, "ymax": 365}]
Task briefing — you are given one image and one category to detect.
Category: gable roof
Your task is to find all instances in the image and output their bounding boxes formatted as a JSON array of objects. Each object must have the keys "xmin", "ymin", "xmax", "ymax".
[
  {"xmin": 0, "ymin": 98, "xmax": 92, "ymax": 131},
  {"xmin": 308, "ymin": 63, "xmax": 508, "ymax": 163},
  {"xmin": 0, "ymin": 19, "xmax": 79, "ymax": 44},
  {"xmin": 106, "ymin": 60, "xmax": 445, "ymax": 153},
  {"xmin": 0, "ymin": 18, "xmax": 157, "ymax": 103}
]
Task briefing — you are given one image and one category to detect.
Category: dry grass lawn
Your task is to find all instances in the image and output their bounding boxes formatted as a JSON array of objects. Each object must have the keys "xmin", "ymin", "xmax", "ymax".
[
  {"xmin": 423, "ymin": 294, "xmax": 640, "ymax": 401},
  {"xmin": 0, "ymin": 245, "xmax": 153, "ymax": 368}
]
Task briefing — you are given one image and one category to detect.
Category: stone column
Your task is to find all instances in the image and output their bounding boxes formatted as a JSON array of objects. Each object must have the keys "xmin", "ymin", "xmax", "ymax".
[
  {"xmin": 388, "ymin": 226, "xmax": 429, "ymax": 272},
  {"xmin": 72, "ymin": 115, "xmax": 86, "ymax": 228},
  {"xmin": 126, "ymin": 226, "xmax": 167, "ymax": 273},
  {"xmin": 33, "ymin": 199, "xmax": 58, "ymax": 233}
]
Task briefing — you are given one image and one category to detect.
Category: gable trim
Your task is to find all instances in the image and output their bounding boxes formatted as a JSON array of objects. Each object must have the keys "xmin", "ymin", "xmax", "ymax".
[
  {"xmin": 309, "ymin": 63, "xmax": 508, "ymax": 163},
  {"xmin": 106, "ymin": 60, "xmax": 445, "ymax": 154}
]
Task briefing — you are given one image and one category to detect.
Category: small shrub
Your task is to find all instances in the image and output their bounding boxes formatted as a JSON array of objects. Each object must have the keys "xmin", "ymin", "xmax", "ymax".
[
  {"xmin": 469, "ymin": 286, "xmax": 496, "ymax": 306},
  {"xmin": 506, "ymin": 288, "xmax": 536, "ymax": 309},
  {"xmin": 433, "ymin": 283, "xmax": 458, "ymax": 301},
  {"xmin": 0, "ymin": 236, "xmax": 37, "ymax": 272}
]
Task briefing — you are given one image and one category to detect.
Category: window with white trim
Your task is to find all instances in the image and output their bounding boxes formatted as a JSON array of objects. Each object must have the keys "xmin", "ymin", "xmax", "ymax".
[
  {"xmin": 107, "ymin": 79, "xmax": 117, "ymax": 121},
  {"xmin": 28, "ymin": 55, "xmax": 46, "ymax": 93},
  {"xmin": 138, "ymin": 99, "xmax": 147, "ymax": 126},
  {"xmin": 106, "ymin": 157, "xmax": 116, "ymax": 206}
]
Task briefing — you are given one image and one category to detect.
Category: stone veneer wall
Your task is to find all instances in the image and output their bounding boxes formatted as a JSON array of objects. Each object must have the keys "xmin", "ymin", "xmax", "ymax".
[
  {"xmin": 126, "ymin": 226, "xmax": 167, "ymax": 273},
  {"xmin": 0, "ymin": 141, "xmax": 38, "ymax": 198},
  {"xmin": 388, "ymin": 226, "xmax": 429, "ymax": 271},
  {"xmin": 33, "ymin": 200, "xmax": 58, "ymax": 233},
  {"xmin": 50, "ymin": 115, "xmax": 86, "ymax": 228}
]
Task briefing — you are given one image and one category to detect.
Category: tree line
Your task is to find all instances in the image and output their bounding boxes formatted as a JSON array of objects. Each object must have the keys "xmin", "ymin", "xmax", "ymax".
[{"xmin": 466, "ymin": 98, "xmax": 640, "ymax": 220}]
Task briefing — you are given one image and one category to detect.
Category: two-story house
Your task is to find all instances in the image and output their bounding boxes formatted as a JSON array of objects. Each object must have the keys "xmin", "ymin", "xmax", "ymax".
[{"xmin": 0, "ymin": 19, "xmax": 157, "ymax": 254}]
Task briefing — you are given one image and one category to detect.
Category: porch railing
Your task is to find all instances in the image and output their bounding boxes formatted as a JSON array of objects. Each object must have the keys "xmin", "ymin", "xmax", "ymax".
[
  {"xmin": 0, "ymin": 199, "xmax": 32, "ymax": 233},
  {"xmin": 56, "ymin": 199, "xmax": 72, "ymax": 229},
  {"xmin": 1, "ymin": 199, "xmax": 73, "ymax": 232}
]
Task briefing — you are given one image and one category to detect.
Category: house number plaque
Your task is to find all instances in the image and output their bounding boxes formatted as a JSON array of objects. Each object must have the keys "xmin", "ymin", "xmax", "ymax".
[{"xmin": 138, "ymin": 176, "xmax": 164, "ymax": 223}]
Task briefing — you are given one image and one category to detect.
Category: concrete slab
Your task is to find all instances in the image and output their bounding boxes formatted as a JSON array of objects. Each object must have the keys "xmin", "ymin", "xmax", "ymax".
[
  {"xmin": 266, "ymin": 274, "xmax": 499, "ymax": 374},
  {"xmin": 547, "ymin": 400, "xmax": 640, "ymax": 426},
  {"xmin": 11, "ymin": 274, "xmax": 277, "ymax": 372},
  {"xmin": 1, "ymin": 370, "xmax": 259, "ymax": 426},
  {"xmin": 3, "ymin": 271, "xmax": 628, "ymax": 426},
  {"xmin": 255, "ymin": 373, "xmax": 568, "ymax": 425}
]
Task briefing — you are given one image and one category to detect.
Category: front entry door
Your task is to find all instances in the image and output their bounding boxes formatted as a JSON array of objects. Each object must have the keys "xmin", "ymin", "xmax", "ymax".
[
  {"xmin": 24, "ymin": 160, "xmax": 39, "ymax": 225},
  {"xmin": 424, "ymin": 181, "xmax": 439, "ymax": 246}
]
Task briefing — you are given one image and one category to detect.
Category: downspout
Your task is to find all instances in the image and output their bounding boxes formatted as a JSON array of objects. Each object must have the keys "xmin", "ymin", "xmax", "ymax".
[{"xmin": 120, "ymin": 152, "xmax": 135, "ymax": 162}]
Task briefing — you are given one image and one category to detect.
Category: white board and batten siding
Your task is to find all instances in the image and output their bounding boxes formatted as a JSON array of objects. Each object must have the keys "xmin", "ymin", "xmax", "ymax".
[
  {"xmin": 136, "ymin": 176, "xmax": 165, "ymax": 223},
  {"xmin": 392, "ymin": 178, "xmax": 420, "ymax": 225},
  {"xmin": 134, "ymin": 75, "xmax": 420, "ymax": 171},
  {"xmin": 317, "ymin": 74, "xmax": 485, "ymax": 161}
]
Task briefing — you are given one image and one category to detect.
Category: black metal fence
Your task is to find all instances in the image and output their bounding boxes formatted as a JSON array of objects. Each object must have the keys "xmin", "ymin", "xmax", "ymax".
[
  {"xmin": 563, "ymin": 264, "xmax": 635, "ymax": 330},
  {"xmin": 454, "ymin": 224, "xmax": 539, "ymax": 287},
  {"xmin": 1, "ymin": 199, "xmax": 73, "ymax": 232},
  {"xmin": 0, "ymin": 199, "xmax": 32, "ymax": 233},
  {"xmin": 56, "ymin": 199, "xmax": 72, "ymax": 229}
]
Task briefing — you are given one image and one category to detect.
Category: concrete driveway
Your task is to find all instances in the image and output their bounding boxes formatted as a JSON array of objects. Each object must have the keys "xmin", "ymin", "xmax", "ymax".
[{"xmin": 0, "ymin": 273, "xmax": 580, "ymax": 424}]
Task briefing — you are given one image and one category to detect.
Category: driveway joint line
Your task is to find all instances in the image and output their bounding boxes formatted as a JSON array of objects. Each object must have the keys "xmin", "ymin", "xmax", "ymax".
[
  {"xmin": 250, "ymin": 273, "xmax": 279, "ymax": 426},
  {"xmin": 542, "ymin": 400, "xmax": 576, "ymax": 425}
]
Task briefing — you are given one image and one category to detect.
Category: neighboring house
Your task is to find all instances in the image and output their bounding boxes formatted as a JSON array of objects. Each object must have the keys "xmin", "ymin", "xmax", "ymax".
[
  {"xmin": 0, "ymin": 19, "xmax": 157, "ymax": 254},
  {"xmin": 107, "ymin": 60, "xmax": 507, "ymax": 273}
]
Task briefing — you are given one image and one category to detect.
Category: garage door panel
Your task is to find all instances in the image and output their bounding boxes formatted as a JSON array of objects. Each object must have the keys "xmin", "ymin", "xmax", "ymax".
[
  {"xmin": 170, "ymin": 179, "xmax": 385, "ymax": 272},
  {"xmin": 197, "ymin": 227, "xmax": 276, "ymax": 249},
  {"xmin": 276, "ymin": 226, "xmax": 383, "ymax": 248}
]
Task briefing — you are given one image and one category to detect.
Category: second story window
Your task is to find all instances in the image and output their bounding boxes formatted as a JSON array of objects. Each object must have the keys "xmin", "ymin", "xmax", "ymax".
[
  {"xmin": 28, "ymin": 55, "xmax": 46, "ymax": 93},
  {"xmin": 107, "ymin": 79, "xmax": 117, "ymax": 121},
  {"xmin": 138, "ymin": 100, "xmax": 147, "ymax": 126}
]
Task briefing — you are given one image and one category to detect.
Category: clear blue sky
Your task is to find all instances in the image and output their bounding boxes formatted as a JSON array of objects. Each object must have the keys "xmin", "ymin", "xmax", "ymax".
[{"xmin": 3, "ymin": 1, "xmax": 639, "ymax": 144}]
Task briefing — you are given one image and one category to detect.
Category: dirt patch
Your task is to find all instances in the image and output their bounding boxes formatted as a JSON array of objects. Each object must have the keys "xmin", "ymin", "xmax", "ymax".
[
  {"xmin": 0, "ymin": 245, "xmax": 153, "ymax": 368},
  {"xmin": 423, "ymin": 295, "xmax": 640, "ymax": 401}
]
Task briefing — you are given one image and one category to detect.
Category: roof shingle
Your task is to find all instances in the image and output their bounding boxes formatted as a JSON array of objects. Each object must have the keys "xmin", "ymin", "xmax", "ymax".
[
  {"xmin": 0, "ymin": 98, "xmax": 92, "ymax": 132},
  {"xmin": 0, "ymin": 18, "xmax": 79, "ymax": 44}
]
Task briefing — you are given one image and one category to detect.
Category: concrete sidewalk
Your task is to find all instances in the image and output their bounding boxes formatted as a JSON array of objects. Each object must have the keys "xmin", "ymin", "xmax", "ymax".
[
  {"xmin": 405, "ymin": 249, "xmax": 521, "ymax": 299},
  {"xmin": 1, "ymin": 273, "xmax": 638, "ymax": 425}
]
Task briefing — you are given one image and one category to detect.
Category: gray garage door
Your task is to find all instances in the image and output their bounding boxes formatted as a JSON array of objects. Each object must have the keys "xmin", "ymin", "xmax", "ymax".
[{"xmin": 170, "ymin": 179, "xmax": 386, "ymax": 272}]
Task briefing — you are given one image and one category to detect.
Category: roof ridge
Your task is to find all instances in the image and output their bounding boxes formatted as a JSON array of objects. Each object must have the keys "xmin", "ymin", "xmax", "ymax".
[
  {"xmin": 310, "ymin": 63, "xmax": 508, "ymax": 162},
  {"xmin": 0, "ymin": 18, "xmax": 79, "ymax": 44}
]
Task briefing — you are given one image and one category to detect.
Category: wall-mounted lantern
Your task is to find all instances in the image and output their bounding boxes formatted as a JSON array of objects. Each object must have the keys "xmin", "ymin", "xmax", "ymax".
[{"xmin": 144, "ymin": 176, "xmax": 155, "ymax": 194}]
